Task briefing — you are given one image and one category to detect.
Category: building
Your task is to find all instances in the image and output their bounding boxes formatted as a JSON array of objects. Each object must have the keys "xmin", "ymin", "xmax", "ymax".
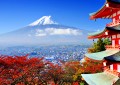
[{"xmin": 81, "ymin": 0, "xmax": 120, "ymax": 85}]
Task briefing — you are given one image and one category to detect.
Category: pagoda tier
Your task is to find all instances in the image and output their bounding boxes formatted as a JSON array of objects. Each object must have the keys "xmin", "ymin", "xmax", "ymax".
[
  {"xmin": 90, "ymin": 0, "xmax": 120, "ymax": 27},
  {"xmin": 103, "ymin": 60, "xmax": 120, "ymax": 73},
  {"xmin": 83, "ymin": 50, "xmax": 120, "ymax": 85},
  {"xmin": 90, "ymin": 0, "xmax": 120, "ymax": 20},
  {"xmin": 88, "ymin": 25, "xmax": 120, "ymax": 49},
  {"xmin": 103, "ymin": 52, "xmax": 120, "ymax": 73},
  {"xmin": 88, "ymin": 25, "xmax": 120, "ymax": 39}
]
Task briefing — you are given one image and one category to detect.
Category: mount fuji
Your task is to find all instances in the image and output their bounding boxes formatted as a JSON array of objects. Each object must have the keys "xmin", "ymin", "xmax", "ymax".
[
  {"xmin": 0, "ymin": 16, "xmax": 91, "ymax": 46},
  {"xmin": 29, "ymin": 16, "xmax": 58, "ymax": 26}
]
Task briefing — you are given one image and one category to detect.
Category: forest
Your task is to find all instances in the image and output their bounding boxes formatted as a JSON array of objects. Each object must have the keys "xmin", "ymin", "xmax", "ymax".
[{"xmin": 0, "ymin": 55, "xmax": 103, "ymax": 85}]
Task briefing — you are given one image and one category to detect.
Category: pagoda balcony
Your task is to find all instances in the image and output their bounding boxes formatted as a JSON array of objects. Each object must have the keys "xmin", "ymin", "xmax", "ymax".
[
  {"xmin": 104, "ymin": 67, "xmax": 119, "ymax": 77},
  {"xmin": 106, "ymin": 20, "xmax": 120, "ymax": 27},
  {"xmin": 105, "ymin": 45, "xmax": 119, "ymax": 49}
]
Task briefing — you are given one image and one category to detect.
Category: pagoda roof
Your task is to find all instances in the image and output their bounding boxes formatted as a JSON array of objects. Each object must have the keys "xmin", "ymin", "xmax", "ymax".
[
  {"xmin": 81, "ymin": 72, "xmax": 119, "ymax": 85},
  {"xmin": 85, "ymin": 49, "xmax": 119, "ymax": 61},
  {"xmin": 105, "ymin": 51, "xmax": 120, "ymax": 62},
  {"xmin": 114, "ymin": 79, "xmax": 120, "ymax": 85},
  {"xmin": 88, "ymin": 25, "xmax": 120, "ymax": 39},
  {"xmin": 107, "ymin": 0, "xmax": 120, "ymax": 4},
  {"xmin": 90, "ymin": 0, "xmax": 120, "ymax": 20}
]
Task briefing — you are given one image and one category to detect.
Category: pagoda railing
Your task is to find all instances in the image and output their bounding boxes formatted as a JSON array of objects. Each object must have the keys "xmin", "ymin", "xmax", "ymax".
[
  {"xmin": 105, "ymin": 45, "xmax": 119, "ymax": 49},
  {"xmin": 106, "ymin": 20, "xmax": 120, "ymax": 27},
  {"xmin": 104, "ymin": 67, "xmax": 119, "ymax": 77}
]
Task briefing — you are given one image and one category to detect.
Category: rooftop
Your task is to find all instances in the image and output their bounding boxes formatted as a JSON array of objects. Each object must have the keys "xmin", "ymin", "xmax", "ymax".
[
  {"xmin": 105, "ymin": 51, "xmax": 120, "ymax": 62},
  {"xmin": 107, "ymin": 0, "xmax": 120, "ymax": 3},
  {"xmin": 82, "ymin": 72, "xmax": 119, "ymax": 85},
  {"xmin": 85, "ymin": 49, "xmax": 120, "ymax": 61},
  {"xmin": 88, "ymin": 25, "xmax": 120, "ymax": 39},
  {"xmin": 90, "ymin": 0, "xmax": 120, "ymax": 20}
]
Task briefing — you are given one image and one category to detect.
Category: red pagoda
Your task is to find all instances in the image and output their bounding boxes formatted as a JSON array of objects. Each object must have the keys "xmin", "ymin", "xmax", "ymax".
[{"xmin": 82, "ymin": 0, "xmax": 120, "ymax": 85}]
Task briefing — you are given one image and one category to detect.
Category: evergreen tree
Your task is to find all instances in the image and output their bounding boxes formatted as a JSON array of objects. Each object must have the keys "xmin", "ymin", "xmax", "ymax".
[
  {"xmin": 88, "ymin": 38, "xmax": 106, "ymax": 53},
  {"xmin": 103, "ymin": 38, "xmax": 111, "ymax": 45},
  {"xmin": 94, "ymin": 38, "xmax": 105, "ymax": 52}
]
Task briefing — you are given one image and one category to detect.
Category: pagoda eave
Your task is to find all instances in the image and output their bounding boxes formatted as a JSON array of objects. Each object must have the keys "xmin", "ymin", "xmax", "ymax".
[
  {"xmin": 88, "ymin": 34, "xmax": 108, "ymax": 39},
  {"xmin": 85, "ymin": 49, "xmax": 120, "ymax": 61},
  {"xmin": 107, "ymin": 0, "xmax": 120, "ymax": 4},
  {"xmin": 90, "ymin": 1, "xmax": 120, "ymax": 20},
  {"xmin": 88, "ymin": 26, "xmax": 120, "ymax": 39},
  {"xmin": 90, "ymin": 7, "xmax": 120, "ymax": 20},
  {"xmin": 81, "ymin": 72, "xmax": 119, "ymax": 85},
  {"xmin": 88, "ymin": 29, "xmax": 108, "ymax": 39},
  {"xmin": 104, "ymin": 52, "xmax": 120, "ymax": 62}
]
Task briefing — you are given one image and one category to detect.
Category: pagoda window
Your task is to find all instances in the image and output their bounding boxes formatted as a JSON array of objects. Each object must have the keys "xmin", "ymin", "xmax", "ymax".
[
  {"xmin": 110, "ymin": 64, "xmax": 113, "ymax": 70},
  {"xmin": 109, "ymin": 37, "xmax": 111, "ymax": 41},
  {"xmin": 117, "ymin": 34, "xmax": 120, "ymax": 38},
  {"xmin": 119, "ymin": 16, "xmax": 120, "ymax": 19},
  {"xmin": 113, "ymin": 18, "xmax": 116, "ymax": 23},
  {"xmin": 105, "ymin": 32, "xmax": 108, "ymax": 35},
  {"xmin": 103, "ymin": 61, "xmax": 106, "ymax": 66},
  {"xmin": 118, "ymin": 65, "xmax": 120, "ymax": 72},
  {"xmin": 112, "ymin": 35, "xmax": 116, "ymax": 39},
  {"xmin": 113, "ymin": 13, "xmax": 116, "ymax": 17},
  {"xmin": 112, "ymin": 40, "xmax": 115, "ymax": 47},
  {"xmin": 117, "ymin": 10, "xmax": 120, "ymax": 15},
  {"xmin": 119, "ymin": 40, "xmax": 120, "ymax": 45}
]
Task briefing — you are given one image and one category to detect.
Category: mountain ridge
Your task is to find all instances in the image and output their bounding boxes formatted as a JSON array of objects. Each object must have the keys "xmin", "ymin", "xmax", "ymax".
[
  {"xmin": 29, "ymin": 16, "xmax": 58, "ymax": 26},
  {"xmin": 0, "ymin": 16, "xmax": 92, "ymax": 47}
]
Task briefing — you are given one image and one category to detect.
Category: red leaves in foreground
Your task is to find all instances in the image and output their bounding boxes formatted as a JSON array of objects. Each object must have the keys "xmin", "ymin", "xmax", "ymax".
[
  {"xmin": 0, "ymin": 55, "xmax": 103, "ymax": 85},
  {"xmin": 83, "ymin": 59, "xmax": 103, "ymax": 73},
  {"xmin": 0, "ymin": 55, "xmax": 45, "ymax": 85},
  {"xmin": 44, "ymin": 62, "xmax": 65, "ymax": 84},
  {"xmin": 64, "ymin": 60, "xmax": 103, "ymax": 83}
]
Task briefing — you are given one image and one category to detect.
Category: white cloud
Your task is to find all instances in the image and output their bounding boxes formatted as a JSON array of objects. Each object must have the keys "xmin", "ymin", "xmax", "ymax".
[
  {"xmin": 36, "ymin": 33, "xmax": 47, "ymax": 37},
  {"xmin": 35, "ymin": 29, "xmax": 47, "ymax": 37},
  {"xmin": 35, "ymin": 28, "xmax": 82, "ymax": 37}
]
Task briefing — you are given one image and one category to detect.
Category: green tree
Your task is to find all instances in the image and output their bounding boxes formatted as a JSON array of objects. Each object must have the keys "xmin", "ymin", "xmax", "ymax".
[
  {"xmin": 103, "ymin": 38, "xmax": 111, "ymax": 45},
  {"xmin": 88, "ymin": 38, "xmax": 106, "ymax": 53},
  {"xmin": 94, "ymin": 38, "xmax": 105, "ymax": 52}
]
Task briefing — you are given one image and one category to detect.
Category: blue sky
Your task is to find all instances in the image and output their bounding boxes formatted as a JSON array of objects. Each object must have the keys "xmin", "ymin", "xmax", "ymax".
[{"xmin": 0, "ymin": 0, "xmax": 111, "ymax": 34}]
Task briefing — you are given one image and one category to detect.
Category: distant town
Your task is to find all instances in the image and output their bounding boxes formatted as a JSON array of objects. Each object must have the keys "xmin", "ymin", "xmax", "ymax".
[{"xmin": 0, "ymin": 45, "xmax": 89, "ymax": 63}]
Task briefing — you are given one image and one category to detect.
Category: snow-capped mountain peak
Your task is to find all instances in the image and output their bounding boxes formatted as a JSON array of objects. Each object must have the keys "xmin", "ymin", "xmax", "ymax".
[{"xmin": 29, "ymin": 16, "xmax": 58, "ymax": 26}]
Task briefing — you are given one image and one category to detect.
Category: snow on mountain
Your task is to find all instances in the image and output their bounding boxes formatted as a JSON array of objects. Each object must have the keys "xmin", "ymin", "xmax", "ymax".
[
  {"xmin": 27, "ymin": 16, "xmax": 82, "ymax": 37},
  {"xmin": 29, "ymin": 16, "xmax": 58, "ymax": 26},
  {"xmin": 0, "ymin": 16, "xmax": 92, "ymax": 46}
]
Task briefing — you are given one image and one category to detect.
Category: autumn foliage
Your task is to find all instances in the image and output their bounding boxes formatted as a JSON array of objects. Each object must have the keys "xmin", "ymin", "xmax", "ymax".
[
  {"xmin": 0, "ymin": 55, "xmax": 103, "ymax": 85},
  {"xmin": 0, "ymin": 55, "xmax": 46, "ymax": 85},
  {"xmin": 64, "ymin": 60, "xmax": 102, "ymax": 82}
]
